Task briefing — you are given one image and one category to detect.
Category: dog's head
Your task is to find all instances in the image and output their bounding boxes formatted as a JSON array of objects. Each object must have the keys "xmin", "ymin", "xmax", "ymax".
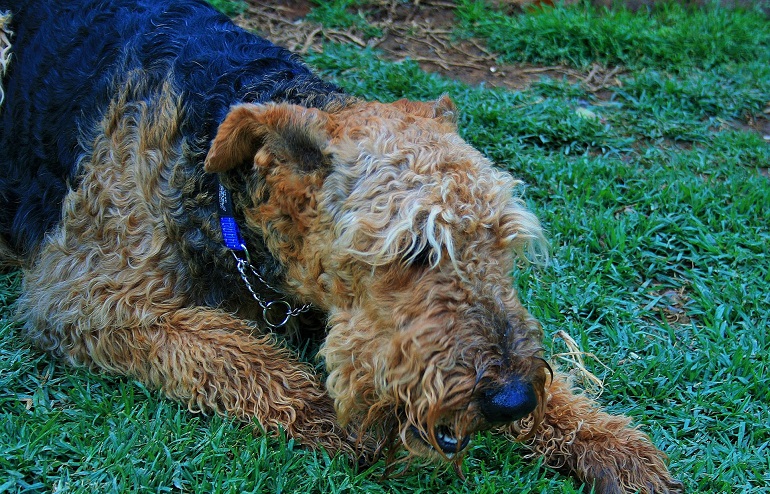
[{"xmin": 205, "ymin": 96, "xmax": 550, "ymax": 459}]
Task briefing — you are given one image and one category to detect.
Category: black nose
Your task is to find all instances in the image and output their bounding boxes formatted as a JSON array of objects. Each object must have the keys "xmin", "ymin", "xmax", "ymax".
[{"xmin": 480, "ymin": 378, "xmax": 538, "ymax": 424}]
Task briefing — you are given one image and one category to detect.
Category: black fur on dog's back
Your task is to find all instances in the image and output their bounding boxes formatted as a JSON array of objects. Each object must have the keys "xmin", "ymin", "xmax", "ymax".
[{"xmin": 0, "ymin": 0, "xmax": 347, "ymax": 259}]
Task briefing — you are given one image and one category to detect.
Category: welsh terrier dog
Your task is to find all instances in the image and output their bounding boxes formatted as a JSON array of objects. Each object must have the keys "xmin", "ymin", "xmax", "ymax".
[{"xmin": 0, "ymin": 1, "xmax": 681, "ymax": 492}]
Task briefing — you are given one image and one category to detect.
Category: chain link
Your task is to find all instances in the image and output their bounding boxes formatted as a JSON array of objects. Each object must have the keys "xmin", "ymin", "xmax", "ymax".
[{"xmin": 231, "ymin": 246, "xmax": 312, "ymax": 329}]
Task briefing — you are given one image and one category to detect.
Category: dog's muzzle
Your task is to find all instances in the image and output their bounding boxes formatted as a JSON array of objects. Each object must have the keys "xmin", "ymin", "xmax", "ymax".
[{"xmin": 410, "ymin": 425, "xmax": 471, "ymax": 457}]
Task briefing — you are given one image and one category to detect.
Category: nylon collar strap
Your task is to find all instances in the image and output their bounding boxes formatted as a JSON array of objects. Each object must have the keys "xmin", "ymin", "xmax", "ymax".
[{"xmin": 217, "ymin": 178, "xmax": 245, "ymax": 251}]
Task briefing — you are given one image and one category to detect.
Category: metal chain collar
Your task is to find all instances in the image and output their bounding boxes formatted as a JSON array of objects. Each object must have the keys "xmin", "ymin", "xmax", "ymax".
[
  {"xmin": 231, "ymin": 246, "xmax": 312, "ymax": 329},
  {"xmin": 217, "ymin": 178, "xmax": 311, "ymax": 329}
]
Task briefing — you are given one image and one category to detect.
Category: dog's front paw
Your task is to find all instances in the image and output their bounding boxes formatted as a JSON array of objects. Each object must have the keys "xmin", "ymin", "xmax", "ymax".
[
  {"xmin": 519, "ymin": 373, "xmax": 683, "ymax": 494},
  {"xmin": 588, "ymin": 465, "xmax": 684, "ymax": 494},
  {"xmin": 575, "ymin": 435, "xmax": 684, "ymax": 494}
]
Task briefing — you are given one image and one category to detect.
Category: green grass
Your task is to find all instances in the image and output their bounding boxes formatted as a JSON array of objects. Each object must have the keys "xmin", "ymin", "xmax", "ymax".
[
  {"xmin": 306, "ymin": 0, "xmax": 384, "ymax": 39},
  {"xmin": 457, "ymin": 0, "xmax": 770, "ymax": 69},
  {"xmin": 206, "ymin": 0, "xmax": 246, "ymax": 17},
  {"xmin": 2, "ymin": 1, "xmax": 769, "ymax": 492}
]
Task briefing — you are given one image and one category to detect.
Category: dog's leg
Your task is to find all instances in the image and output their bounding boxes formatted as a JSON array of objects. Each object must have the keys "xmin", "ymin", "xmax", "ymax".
[
  {"xmin": 505, "ymin": 372, "xmax": 682, "ymax": 494},
  {"xmin": 18, "ymin": 249, "xmax": 356, "ymax": 455}
]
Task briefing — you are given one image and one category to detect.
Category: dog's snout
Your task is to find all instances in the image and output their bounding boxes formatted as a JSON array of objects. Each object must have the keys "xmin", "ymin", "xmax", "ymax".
[{"xmin": 479, "ymin": 377, "xmax": 537, "ymax": 424}]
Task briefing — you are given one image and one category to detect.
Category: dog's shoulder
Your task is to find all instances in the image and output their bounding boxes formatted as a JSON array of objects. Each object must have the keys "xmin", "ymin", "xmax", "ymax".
[{"xmin": 0, "ymin": 0, "xmax": 342, "ymax": 258}]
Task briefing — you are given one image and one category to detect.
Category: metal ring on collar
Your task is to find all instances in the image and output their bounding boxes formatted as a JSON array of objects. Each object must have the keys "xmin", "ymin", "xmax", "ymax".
[{"xmin": 262, "ymin": 300, "xmax": 293, "ymax": 328}]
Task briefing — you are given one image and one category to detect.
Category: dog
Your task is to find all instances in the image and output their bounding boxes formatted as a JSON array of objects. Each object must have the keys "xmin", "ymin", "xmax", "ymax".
[{"xmin": 0, "ymin": 1, "xmax": 682, "ymax": 492}]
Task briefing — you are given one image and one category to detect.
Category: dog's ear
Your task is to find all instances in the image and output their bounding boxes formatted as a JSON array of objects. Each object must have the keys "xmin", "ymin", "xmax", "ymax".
[
  {"xmin": 391, "ymin": 94, "xmax": 457, "ymax": 127},
  {"xmin": 204, "ymin": 103, "xmax": 332, "ymax": 174}
]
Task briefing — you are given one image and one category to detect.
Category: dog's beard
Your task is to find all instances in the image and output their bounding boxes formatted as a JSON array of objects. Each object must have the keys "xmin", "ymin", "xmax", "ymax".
[{"xmin": 347, "ymin": 357, "xmax": 551, "ymax": 470}]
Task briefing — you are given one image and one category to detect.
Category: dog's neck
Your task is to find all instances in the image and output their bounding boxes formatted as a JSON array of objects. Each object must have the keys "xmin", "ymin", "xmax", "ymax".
[{"xmin": 215, "ymin": 176, "xmax": 312, "ymax": 328}]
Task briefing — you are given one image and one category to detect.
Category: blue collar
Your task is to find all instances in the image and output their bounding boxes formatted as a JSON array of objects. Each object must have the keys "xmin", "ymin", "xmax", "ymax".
[{"xmin": 217, "ymin": 179, "xmax": 246, "ymax": 251}]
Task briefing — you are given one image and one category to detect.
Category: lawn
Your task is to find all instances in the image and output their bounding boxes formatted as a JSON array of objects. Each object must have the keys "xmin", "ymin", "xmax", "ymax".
[{"xmin": 1, "ymin": 1, "xmax": 769, "ymax": 492}]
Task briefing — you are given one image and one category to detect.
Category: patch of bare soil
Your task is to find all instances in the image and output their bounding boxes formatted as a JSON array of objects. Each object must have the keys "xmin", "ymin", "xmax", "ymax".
[
  {"xmin": 238, "ymin": 0, "xmax": 769, "ymax": 139},
  {"xmin": 237, "ymin": 0, "xmax": 624, "ymax": 92},
  {"xmin": 743, "ymin": 103, "xmax": 770, "ymax": 144}
]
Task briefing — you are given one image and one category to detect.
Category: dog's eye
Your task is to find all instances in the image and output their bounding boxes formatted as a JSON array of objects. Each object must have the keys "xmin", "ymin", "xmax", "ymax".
[{"xmin": 405, "ymin": 242, "xmax": 434, "ymax": 267}]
